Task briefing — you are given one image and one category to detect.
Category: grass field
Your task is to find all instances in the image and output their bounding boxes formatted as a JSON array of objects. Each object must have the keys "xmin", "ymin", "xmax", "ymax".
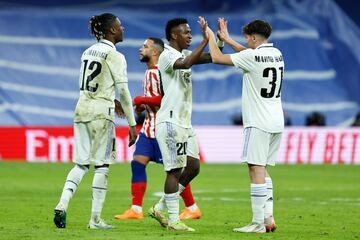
[{"xmin": 0, "ymin": 162, "xmax": 359, "ymax": 240}]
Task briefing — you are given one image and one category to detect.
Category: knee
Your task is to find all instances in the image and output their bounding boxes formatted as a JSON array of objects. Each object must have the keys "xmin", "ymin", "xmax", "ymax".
[
  {"xmin": 76, "ymin": 164, "xmax": 89, "ymax": 174},
  {"xmin": 94, "ymin": 165, "xmax": 109, "ymax": 176},
  {"xmin": 188, "ymin": 157, "xmax": 200, "ymax": 176},
  {"xmin": 192, "ymin": 162, "xmax": 200, "ymax": 177},
  {"xmin": 131, "ymin": 160, "xmax": 147, "ymax": 182},
  {"xmin": 167, "ymin": 168, "xmax": 182, "ymax": 179}
]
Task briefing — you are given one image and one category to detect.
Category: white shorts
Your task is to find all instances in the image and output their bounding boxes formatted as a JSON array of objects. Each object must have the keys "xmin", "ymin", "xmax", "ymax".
[
  {"xmin": 241, "ymin": 127, "xmax": 282, "ymax": 166},
  {"xmin": 74, "ymin": 119, "xmax": 116, "ymax": 166},
  {"xmin": 156, "ymin": 122, "xmax": 199, "ymax": 171}
]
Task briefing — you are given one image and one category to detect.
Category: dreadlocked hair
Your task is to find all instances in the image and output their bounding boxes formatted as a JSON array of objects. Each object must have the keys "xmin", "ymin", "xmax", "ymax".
[{"xmin": 89, "ymin": 13, "xmax": 117, "ymax": 41}]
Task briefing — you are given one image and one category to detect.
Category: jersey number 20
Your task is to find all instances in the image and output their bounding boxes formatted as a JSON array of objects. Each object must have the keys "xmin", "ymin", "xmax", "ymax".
[
  {"xmin": 260, "ymin": 67, "xmax": 284, "ymax": 98},
  {"xmin": 80, "ymin": 60, "xmax": 102, "ymax": 92}
]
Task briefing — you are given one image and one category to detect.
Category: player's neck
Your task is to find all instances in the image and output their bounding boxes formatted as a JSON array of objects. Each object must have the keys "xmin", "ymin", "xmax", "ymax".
[
  {"xmin": 103, "ymin": 36, "xmax": 117, "ymax": 45},
  {"xmin": 146, "ymin": 58, "xmax": 158, "ymax": 69},
  {"xmin": 169, "ymin": 41, "xmax": 182, "ymax": 52},
  {"xmin": 254, "ymin": 40, "xmax": 267, "ymax": 48}
]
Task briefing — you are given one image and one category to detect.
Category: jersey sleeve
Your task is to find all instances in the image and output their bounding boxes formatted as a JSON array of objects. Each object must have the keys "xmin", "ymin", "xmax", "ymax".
[
  {"xmin": 107, "ymin": 51, "xmax": 128, "ymax": 84},
  {"xmin": 159, "ymin": 49, "xmax": 181, "ymax": 73},
  {"xmin": 230, "ymin": 49, "xmax": 254, "ymax": 72}
]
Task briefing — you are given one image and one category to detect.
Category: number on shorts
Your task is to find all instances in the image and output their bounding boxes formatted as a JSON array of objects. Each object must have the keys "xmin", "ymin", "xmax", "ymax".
[{"xmin": 176, "ymin": 142, "xmax": 187, "ymax": 156}]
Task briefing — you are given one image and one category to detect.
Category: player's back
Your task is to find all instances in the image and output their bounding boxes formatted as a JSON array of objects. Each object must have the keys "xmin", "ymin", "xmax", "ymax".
[
  {"xmin": 156, "ymin": 44, "xmax": 193, "ymax": 128},
  {"xmin": 231, "ymin": 43, "xmax": 285, "ymax": 132},
  {"xmin": 74, "ymin": 39, "xmax": 125, "ymax": 123}
]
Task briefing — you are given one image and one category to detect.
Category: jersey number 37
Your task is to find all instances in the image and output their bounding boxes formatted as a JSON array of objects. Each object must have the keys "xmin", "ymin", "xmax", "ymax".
[{"xmin": 261, "ymin": 67, "xmax": 284, "ymax": 98}]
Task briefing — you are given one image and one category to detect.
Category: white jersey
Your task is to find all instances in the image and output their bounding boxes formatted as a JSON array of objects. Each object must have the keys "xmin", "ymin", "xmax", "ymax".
[
  {"xmin": 230, "ymin": 43, "xmax": 284, "ymax": 133},
  {"xmin": 74, "ymin": 39, "xmax": 128, "ymax": 123},
  {"xmin": 156, "ymin": 44, "xmax": 192, "ymax": 128},
  {"xmin": 140, "ymin": 65, "xmax": 162, "ymax": 138}
]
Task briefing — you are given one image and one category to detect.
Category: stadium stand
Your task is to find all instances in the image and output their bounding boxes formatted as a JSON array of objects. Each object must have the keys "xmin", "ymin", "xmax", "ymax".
[{"xmin": 0, "ymin": 0, "xmax": 359, "ymax": 126}]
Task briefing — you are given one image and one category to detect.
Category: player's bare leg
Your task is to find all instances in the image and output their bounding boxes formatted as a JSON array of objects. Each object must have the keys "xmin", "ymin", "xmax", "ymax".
[
  {"xmin": 150, "ymin": 168, "xmax": 180, "ymax": 227},
  {"xmin": 165, "ymin": 168, "xmax": 194, "ymax": 231},
  {"xmin": 234, "ymin": 164, "xmax": 266, "ymax": 233},
  {"xmin": 154, "ymin": 156, "xmax": 201, "ymax": 220},
  {"xmin": 178, "ymin": 156, "xmax": 202, "ymax": 219},
  {"xmin": 179, "ymin": 156, "xmax": 200, "ymax": 185}
]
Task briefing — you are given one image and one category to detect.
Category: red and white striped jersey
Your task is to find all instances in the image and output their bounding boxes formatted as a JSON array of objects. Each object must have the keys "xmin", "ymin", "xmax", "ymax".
[{"xmin": 140, "ymin": 65, "xmax": 162, "ymax": 138}]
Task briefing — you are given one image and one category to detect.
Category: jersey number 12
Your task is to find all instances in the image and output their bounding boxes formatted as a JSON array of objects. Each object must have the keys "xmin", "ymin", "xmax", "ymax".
[
  {"xmin": 80, "ymin": 60, "xmax": 102, "ymax": 92},
  {"xmin": 260, "ymin": 67, "xmax": 284, "ymax": 98}
]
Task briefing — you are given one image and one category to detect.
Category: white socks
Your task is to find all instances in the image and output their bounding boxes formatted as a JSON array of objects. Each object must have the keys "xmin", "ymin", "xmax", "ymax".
[
  {"xmin": 187, "ymin": 203, "xmax": 198, "ymax": 212},
  {"xmin": 91, "ymin": 167, "xmax": 109, "ymax": 221},
  {"xmin": 265, "ymin": 177, "xmax": 274, "ymax": 219},
  {"xmin": 155, "ymin": 183, "xmax": 185, "ymax": 212},
  {"xmin": 155, "ymin": 195, "xmax": 167, "ymax": 211},
  {"xmin": 131, "ymin": 205, "xmax": 142, "ymax": 213},
  {"xmin": 165, "ymin": 192, "xmax": 180, "ymax": 224},
  {"xmin": 56, "ymin": 165, "xmax": 88, "ymax": 211},
  {"xmin": 250, "ymin": 183, "xmax": 267, "ymax": 225}
]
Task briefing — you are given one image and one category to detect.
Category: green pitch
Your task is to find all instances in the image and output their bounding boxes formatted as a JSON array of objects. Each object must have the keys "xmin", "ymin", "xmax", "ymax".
[{"xmin": 0, "ymin": 162, "xmax": 359, "ymax": 240}]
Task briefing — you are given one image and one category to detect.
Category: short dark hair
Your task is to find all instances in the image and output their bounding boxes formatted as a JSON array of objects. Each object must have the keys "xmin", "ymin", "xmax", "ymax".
[
  {"xmin": 89, "ymin": 13, "xmax": 117, "ymax": 40},
  {"xmin": 242, "ymin": 19, "xmax": 272, "ymax": 39},
  {"xmin": 165, "ymin": 18, "xmax": 188, "ymax": 41},
  {"xmin": 148, "ymin": 37, "xmax": 164, "ymax": 53}
]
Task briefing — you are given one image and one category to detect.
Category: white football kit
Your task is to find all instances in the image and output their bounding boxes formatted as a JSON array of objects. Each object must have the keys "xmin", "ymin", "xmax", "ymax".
[
  {"xmin": 74, "ymin": 39, "xmax": 135, "ymax": 165},
  {"xmin": 156, "ymin": 44, "xmax": 199, "ymax": 171},
  {"xmin": 230, "ymin": 43, "xmax": 284, "ymax": 166}
]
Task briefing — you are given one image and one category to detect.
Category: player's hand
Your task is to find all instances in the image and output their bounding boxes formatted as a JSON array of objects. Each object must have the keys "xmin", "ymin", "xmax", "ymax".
[
  {"xmin": 198, "ymin": 16, "xmax": 209, "ymax": 41},
  {"xmin": 217, "ymin": 17, "xmax": 229, "ymax": 41},
  {"xmin": 134, "ymin": 104, "xmax": 146, "ymax": 115},
  {"xmin": 114, "ymin": 99, "xmax": 126, "ymax": 118},
  {"xmin": 128, "ymin": 125, "xmax": 137, "ymax": 147}
]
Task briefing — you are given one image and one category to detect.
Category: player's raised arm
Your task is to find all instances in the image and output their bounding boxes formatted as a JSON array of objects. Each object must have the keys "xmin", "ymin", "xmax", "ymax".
[
  {"xmin": 173, "ymin": 16, "xmax": 209, "ymax": 69},
  {"xmin": 195, "ymin": 17, "xmax": 227, "ymax": 64},
  {"xmin": 217, "ymin": 17, "xmax": 246, "ymax": 52},
  {"xmin": 207, "ymin": 26, "xmax": 234, "ymax": 65}
]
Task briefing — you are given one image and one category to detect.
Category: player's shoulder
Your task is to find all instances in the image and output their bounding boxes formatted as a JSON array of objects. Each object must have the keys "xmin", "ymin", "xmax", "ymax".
[
  {"xmin": 159, "ymin": 45, "xmax": 176, "ymax": 63},
  {"xmin": 159, "ymin": 45, "xmax": 172, "ymax": 57},
  {"xmin": 162, "ymin": 44, "xmax": 181, "ymax": 57},
  {"xmin": 107, "ymin": 49, "xmax": 126, "ymax": 63},
  {"xmin": 232, "ymin": 48, "xmax": 254, "ymax": 60},
  {"xmin": 256, "ymin": 44, "xmax": 283, "ymax": 60}
]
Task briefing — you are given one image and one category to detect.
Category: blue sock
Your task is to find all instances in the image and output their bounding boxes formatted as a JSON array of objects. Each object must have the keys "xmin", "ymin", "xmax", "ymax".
[
  {"xmin": 131, "ymin": 160, "xmax": 147, "ymax": 207},
  {"xmin": 131, "ymin": 160, "xmax": 147, "ymax": 183}
]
